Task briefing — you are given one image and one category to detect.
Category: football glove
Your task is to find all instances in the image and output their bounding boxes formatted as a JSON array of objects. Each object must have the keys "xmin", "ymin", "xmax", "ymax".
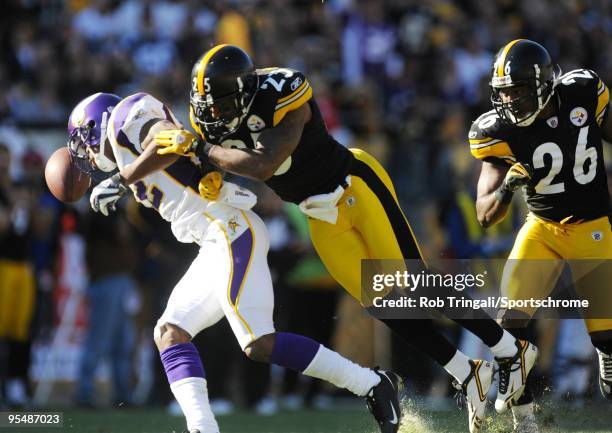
[
  {"xmin": 495, "ymin": 162, "xmax": 533, "ymax": 204},
  {"xmin": 90, "ymin": 173, "xmax": 128, "ymax": 216},
  {"xmin": 503, "ymin": 162, "xmax": 533, "ymax": 192},
  {"xmin": 199, "ymin": 171, "xmax": 223, "ymax": 201},
  {"xmin": 155, "ymin": 129, "xmax": 200, "ymax": 157}
]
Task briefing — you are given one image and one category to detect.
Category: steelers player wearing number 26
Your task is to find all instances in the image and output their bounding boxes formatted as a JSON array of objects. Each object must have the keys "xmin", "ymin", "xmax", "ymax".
[
  {"xmin": 470, "ymin": 39, "xmax": 612, "ymax": 432},
  {"xmin": 155, "ymin": 44, "xmax": 539, "ymax": 433}
]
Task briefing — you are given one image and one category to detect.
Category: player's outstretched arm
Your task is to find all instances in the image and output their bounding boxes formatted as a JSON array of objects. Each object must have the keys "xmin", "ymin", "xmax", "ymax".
[
  {"xmin": 475, "ymin": 161, "xmax": 512, "ymax": 228},
  {"xmin": 207, "ymin": 103, "xmax": 310, "ymax": 181},
  {"xmin": 120, "ymin": 119, "xmax": 181, "ymax": 185},
  {"xmin": 90, "ymin": 119, "xmax": 182, "ymax": 216}
]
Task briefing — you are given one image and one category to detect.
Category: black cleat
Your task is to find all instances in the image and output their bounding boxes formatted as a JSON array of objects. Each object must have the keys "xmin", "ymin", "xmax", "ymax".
[{"xmin": 366, "ymin": 369, "xmax": 403, "ymax": 433}]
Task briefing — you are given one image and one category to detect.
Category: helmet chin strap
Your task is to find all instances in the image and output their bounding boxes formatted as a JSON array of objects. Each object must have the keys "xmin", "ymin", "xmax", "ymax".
[
  {"xmin": 516, "ymin": 111, "xmax": 538, "ymax": 127},
  {"xmin": 515, "ymin": 84, "xmax": 554, "ymax": 127},
  {"xmin": 94, "ymin": 111, "xmax": 117, "ymax": 172},
  {"xmin": 516, "ymin": 63, "xmax": 555, "ymax": 127}
]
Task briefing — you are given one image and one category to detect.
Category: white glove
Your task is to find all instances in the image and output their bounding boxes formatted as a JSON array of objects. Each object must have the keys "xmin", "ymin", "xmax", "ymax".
[{"xmin": 90, "ymin": 173, "xmax": 128, "ymax": 216}]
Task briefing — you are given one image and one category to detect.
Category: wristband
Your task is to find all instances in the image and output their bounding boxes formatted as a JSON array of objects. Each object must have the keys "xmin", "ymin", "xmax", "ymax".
[
  {"xmin": 195, "ymin": 139, "xmax": 214, "ymax": 160},
  {"xmin": 494, "ymin": 183, "xmax": 514, "ymax": 204},
  {"xmin": 202, "ymin": 141, "xmax": 214, "ymax": 156},
  {"xmin": 110, "ymin": 172, "xmax": 127, "ymax": 186}
]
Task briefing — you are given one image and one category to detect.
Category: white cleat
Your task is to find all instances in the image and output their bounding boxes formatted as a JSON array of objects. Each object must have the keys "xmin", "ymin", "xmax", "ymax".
[
  {"xmin": 511, "ymin": 402, "xmax": 539, "ymax": 433},
  {"xmin": 454, "ymin": 360, "xmax": 494, "ymax": 433},
  {"xmin": 494, "ymin": 340, "xmax": 538, "ymax": 413},
  {"xmin": 596, "ymin": 348, "xmax": 612, "ymax": 400}
]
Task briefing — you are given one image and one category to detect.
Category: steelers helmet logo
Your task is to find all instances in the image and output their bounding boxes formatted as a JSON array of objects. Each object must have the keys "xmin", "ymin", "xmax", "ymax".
[
  {"xmin": 592, "ymin": 231, "xmax": 603, "ymax": 241},
  {"xmin": 570, "ymin": 107, "xmax": 588, "ymax": 127}
]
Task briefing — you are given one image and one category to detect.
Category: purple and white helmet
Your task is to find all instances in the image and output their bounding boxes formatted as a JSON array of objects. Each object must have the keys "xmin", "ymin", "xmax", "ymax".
[{"xmin": 67, "ymin": 92, "xmax": 121, "ymax": 175}]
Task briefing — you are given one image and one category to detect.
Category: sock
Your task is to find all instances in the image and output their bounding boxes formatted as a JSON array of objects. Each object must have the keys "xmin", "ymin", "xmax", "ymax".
[
  {"xmin": 302, "ymin": 346, "xmax": 381, "ymax": 397},
  {"xmin": 270, "ymin": 332, "xmax": 380, "ymax": 397},
  {"xmin": 270, "ymin": 332, "xmax": 320, "ymax": 372},
  {"xmin": 160, "ymin": 343, "xmax": 219, "ymax": 433},
  {"xmin": 444, "ymin": 350, "xmax": 472, "ymax": 383},
  {"xmin": 381, "ymin": 318, "xmax": 456, "ymax": 365},
  {"xmin": 506, "ymin": 326, "xmax": 531, "ymax": 342},
  {"xmin": 512, "ymin": 402, "xmax": 536, "ymax": 423},
  {"xmin": 590, "ymin": 335, "xmax": 612, "ymax": 354},
  {"xmin": 490, "ymin": 330, "xmax": 517, "ymax": 358},
  {"xmin": 453, "ymin": 317, "xmax": 504, "ymax": 348}
]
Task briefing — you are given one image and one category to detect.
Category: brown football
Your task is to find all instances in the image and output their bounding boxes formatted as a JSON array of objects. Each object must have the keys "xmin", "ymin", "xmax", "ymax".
[{"xmin": 45, "ymin": 147, "xmax": 91, "ymax": 203}]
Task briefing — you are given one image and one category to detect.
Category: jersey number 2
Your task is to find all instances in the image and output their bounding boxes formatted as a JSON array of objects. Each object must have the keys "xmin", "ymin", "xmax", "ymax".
[
  {"xmin": 262, "ymin": 68, "xmax": 294, "ymax": 91},
  {"xmin": 134, "ymin": 181, "xmax": 164, "ymax": 209},
  {"xmin": 533, "ymin": 126, "xmax": 597, "ymax": 194}
]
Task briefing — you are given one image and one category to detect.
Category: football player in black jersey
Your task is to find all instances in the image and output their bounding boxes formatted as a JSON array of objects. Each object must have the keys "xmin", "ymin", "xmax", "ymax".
[
  {"xmin": 156, "ymin": 44, "xmax": 538, "ymax": 433},
  {"xmin": 470, "ymin": 39, "xmax": 612, "ymax": 432}
]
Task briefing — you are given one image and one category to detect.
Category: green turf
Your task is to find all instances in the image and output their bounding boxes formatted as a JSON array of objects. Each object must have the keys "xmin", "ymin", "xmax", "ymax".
[{"xmin": 3, "ymin": 402, "xmax": 611, "ymax": 433}]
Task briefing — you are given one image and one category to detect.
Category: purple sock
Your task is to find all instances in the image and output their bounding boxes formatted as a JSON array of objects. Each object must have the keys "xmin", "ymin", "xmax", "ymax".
[
  {"xmin": 160, "ymin": 342, "xmax": 206, "ymax": 384},
  {"xmin": 270, "ymin": 332, "xmax": 320, "ymax": 372}
]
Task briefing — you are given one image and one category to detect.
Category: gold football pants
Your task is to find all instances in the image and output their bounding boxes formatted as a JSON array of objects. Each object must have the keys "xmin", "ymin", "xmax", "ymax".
[
  {"xmin": 0, "ymin": 259, "xmax": 35, "ymax": 341},
  {"xmin": 307, "ymin": 148, "xmax": 423, "ymax": 303},
  {"xmin": 502, "ymin": 213, "xmax": 612, "ymax": 333}
]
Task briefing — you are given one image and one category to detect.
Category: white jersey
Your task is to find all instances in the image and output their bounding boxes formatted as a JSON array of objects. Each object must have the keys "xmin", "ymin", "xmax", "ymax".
[{"xmin": 107, "ymin": 93, "xmax": 256, "ymax": 244}]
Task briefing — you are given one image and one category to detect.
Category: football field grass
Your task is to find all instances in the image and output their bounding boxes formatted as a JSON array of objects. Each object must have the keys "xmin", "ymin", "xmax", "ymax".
[{"xmin": 4, "ymin": 401, "xmax": 611, "ymax": 433}]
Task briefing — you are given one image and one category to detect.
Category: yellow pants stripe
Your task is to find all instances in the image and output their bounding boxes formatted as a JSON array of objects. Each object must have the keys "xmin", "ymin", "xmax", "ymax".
[{"xmin": 348, "ymin": 150, "xmax": 423, "ymax": 261}]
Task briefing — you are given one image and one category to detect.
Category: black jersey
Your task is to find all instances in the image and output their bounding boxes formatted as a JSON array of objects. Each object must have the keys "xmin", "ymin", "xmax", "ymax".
[
  {"xmin": 469, "ymin": 69, "xmax": 611, "ymax": 222},
  {"xmin": 216, "ymin": 67, "xmax": 352, "ymax": 204}
]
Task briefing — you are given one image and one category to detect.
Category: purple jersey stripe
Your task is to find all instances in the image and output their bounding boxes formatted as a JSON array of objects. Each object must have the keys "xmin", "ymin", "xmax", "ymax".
[
  {"xmin": 115, "ymin": 129, "xmax": 138, "ymax": 154},
  {"xmin": 164, "ymin": 159, "xmax": 201, "ymax": 192},
  {"xmin": 110, "ymin": 93, "xmax": 148, "ymax": 154},
  {"xmin": 229, "ymin": 227, "xmax": 254, "ymax": 305}
]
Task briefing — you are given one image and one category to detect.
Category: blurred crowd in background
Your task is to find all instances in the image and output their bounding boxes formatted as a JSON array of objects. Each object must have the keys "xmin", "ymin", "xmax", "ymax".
[{"xmin": 1, "ymin": 0, "xmax": 612, "ymax": 414}]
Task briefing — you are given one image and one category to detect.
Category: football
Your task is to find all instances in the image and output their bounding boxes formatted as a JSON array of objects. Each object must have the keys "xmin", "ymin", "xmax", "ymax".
[{"xmin": 45, "ymin": 147, "xmax": 91, "ymax": 203}]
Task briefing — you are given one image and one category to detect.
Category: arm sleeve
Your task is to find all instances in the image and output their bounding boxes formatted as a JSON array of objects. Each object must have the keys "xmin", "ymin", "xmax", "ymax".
[{"xmin": 468, "ymin": 114, "xmax": 515, "ymax": 167}]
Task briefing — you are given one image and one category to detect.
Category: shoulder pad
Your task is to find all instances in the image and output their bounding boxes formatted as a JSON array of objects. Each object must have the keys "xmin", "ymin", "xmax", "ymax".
[
  {"xmin": 109, "ymin": 93, "xmax": 178, "ymax": 153},
  {"xmin": 557, "ymin": 69, "xmax": 599, "ymax": 89},
  {"xmin": 557, "ymin": 69, "xmax": 609, "ymax": 126},
  {"xmin": 255, "ymin": 68, "xmax": 313, "ymax": 126},
  {"xmin": 468, "ymin": 111, "xmax": 515, "ymax": 165}
]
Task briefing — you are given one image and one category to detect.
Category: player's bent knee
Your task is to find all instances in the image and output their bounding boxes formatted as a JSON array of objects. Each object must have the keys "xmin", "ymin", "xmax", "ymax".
[
  {"xmin": 154, "ymin": 322, "xmax": 192, "ymax": 352},
  {"xmin": 498, "ymin": 309, "xmax": 531, "ymax": 329},
  {"xmin": 244, "ymin": 333, "xmax": 276, "ymax": 363}
]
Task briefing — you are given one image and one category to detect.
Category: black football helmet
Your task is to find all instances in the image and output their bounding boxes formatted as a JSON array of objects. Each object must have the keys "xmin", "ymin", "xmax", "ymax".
[
  {"xmin": 190, "ymin": 44, "xmax": 259, "ymax": 143},
  {"xmin": 490, "ymin": 39, "xmax": 559, "ymax": 127}
]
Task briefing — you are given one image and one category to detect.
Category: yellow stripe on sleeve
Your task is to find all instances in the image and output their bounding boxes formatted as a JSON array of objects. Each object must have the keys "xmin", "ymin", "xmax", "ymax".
[
  {"xmin": 469, "ymin": 136, "xmax": 495, "ymax": 144},
  {"xmin": 596, "ymin": 83, "xmax": 609, "ymax": 117},
  {"xmin": 470, "ymin": 141, "xmax": 514, "ymax": 161},
  {"xmin": 277, "ymin": 80, "xmax": 308, "ymax": 104},
  {"xmin": 273, "ymin": 86, "xmax": 313, "ymax": 126}
]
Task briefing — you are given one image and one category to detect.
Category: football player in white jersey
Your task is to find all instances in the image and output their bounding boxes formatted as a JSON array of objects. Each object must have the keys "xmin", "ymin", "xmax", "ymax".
[{"xmin": 66, "ymin": 92, "xmax": 404, "ymax": 433}]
